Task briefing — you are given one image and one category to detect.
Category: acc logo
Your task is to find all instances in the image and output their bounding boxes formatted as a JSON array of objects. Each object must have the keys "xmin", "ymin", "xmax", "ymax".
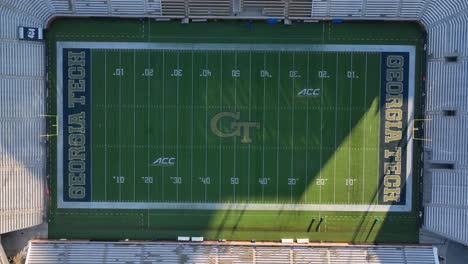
[
  {"xmin": 152, "ymin": 157, "xmax": 176, "ymax": 166},
  {"xmin": 210, "ymin": 112, "xmax": 260, "ymax": 144},
  {"xmin": 297, "ymin": 88, "xmax": 320, "ymax": 97}
]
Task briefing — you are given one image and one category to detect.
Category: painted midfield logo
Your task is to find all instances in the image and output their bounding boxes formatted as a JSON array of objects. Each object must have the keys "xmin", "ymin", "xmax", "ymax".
[{"xmin": 210, "ymin": 112, "xmax": 260, "ymax": 143}]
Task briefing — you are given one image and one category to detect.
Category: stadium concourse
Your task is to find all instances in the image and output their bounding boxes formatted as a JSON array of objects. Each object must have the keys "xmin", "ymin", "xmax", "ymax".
[{"xmin": 0, "ymin": 0, "xmax": 467, "ymax": 263}]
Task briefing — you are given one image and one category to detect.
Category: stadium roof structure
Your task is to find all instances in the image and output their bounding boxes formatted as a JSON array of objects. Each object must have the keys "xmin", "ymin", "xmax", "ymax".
[
  {"xmin": 25, "ymin": 240, "xmax": 439, "ymax": 264},
  {"xmin": 0, "ymin": 0, "xmax": 467, "ymax": 260}
]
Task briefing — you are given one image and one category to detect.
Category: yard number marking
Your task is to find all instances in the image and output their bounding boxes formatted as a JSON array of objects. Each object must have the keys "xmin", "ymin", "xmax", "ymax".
[
  {"xmin": 141, "ymin": 176, "xmax": 153, "ymax": 184},
  {"xmin": 171, "ymin": 69, "xmax": 183, "ymax": 77},
  {"xmin": 200, "ymin": 69, "xmax": 212, "ymax": 77},
  {"xmin": 171, "ymin": 177, "xmax": 182, "ymax": 184},
  {"xmin": 113, "ymin": 68, "xmax": 124, "ymax": 76},
  {"xmin": 142, "ymin": 68, "xmax": 153, "ymax": 76},
  {"xmin": 230, "ymin": 177, "xmax": 240, "ymax": 185},
  {"xmin": 200, "ymin": 177, "xmax": 211, "ymax": 185},
  {"xmin": 113, "ymin": 176, "xmax": 125, "ymax": 184},
  {"xmin": 289, "ymin": 70, "xmax": 301, "ymax": 78},
  {"xmin": 318, "ymin": 70, "xmax": 329, "ymax": 78},
  {"xmin": 316, "ymin": 178, "xmax": 327, "ymax": 185},
  {"xmin": 231, "ymin": 70, "xmax": 240, "ymax": 77},
  {"xmin": 346, "ymin": 178, "xmax": 356, "ymax": 186},
  {"xmin": 288, "ymin": 178, "xmax": 299, "ymax": 185},
  {"xmin": 347, "ymin": 70, "xmax": 359, "ymax": 79},
  {"xmin": 259, "ymin": 178, "xmax": 270, "ymax": 185},
  {"xmin": 260, "ymin": 70, "xmax": 272, "ymax": 78}
]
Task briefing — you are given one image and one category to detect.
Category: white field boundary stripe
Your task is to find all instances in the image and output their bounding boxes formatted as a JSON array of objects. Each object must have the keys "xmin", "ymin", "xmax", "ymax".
[
  {"xmin": 57, "ymin": 42, "xmax": 415, "ymax": 53},
  {"xmin": 58, "ymin": 201, "xmax": 411, "ymax": 211},
  {"xmin": 406, "ymin": 47, "xmax": 415, "ymax": 210},
  {"xmin": 57, "ymin": 46, "xmax": 64, "ymax": 204},
  {"xmin": 56, "ymin": 42, "xmax": 415, "ymax": 212}
]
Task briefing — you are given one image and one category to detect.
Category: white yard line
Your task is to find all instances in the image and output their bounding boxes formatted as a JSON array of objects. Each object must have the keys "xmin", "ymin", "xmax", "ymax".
[
  {"xmin": 247, "ymin": 51, "xmax": 252, "ymax": 201},
  {"xmin": 219, "ymin": 52, "xmax": 223, "ymax": 202},
  {"xmin": 376, "ymin": 53, "xmax": 382, "ymax": 204},
  {"xmin": 205, "ymin": 52, "xmax": 208, "ymax": 202},
  {"xmin": 104, "ymin": 50, "xmax": 107, "ymax": 201},
  {"xmin": 147, "ymin": 50, "xmax": 150, "ymax": 202},
  {"xmin": 290, "ymin": 52, "xmax": 296, "ymax": 204},
  {"xmin": 147, "ymin": 211, "xmax": 150, "ymax": 229},
  {"xmin": 161, "ymin": 51, "xmax": 165, "ymax": 200},
  {"xmin": 262, "ymin": 52, "xmax": 266, "ymax": 202},
  {"xmin": 233, "ymin": 52, "xmax": 237, "ymax": 201},
  {"xmin": 348, "ymin": 53, "xmax": 353, "ymax": 203},
  {"xmin": 90, "ymin": 51, "xmax": 93, "ymax": 202},
  {"xmin": 276, "ymin": 53, "xmax": 281, "ymax": 203},
  {"xmin": 133, "ymin": 50, "xmax": 136, "ymax": 201},
  {"xmin": 305, "ymin": 52, "xmax": 310, "ymax": 202},
  {"xmin": 319, "ymin": 52, "xmax": 324, "ymax": 203},
  {"xmin": 176, "ymin": 52, "xmax": 180, "ymax": 202},
  {"xmin": 118, "ymin": 50, "xmax": 122, "ymax": 201},
  {"xmin": 362, "ymin": 54, "xmax": 368, "ymax": 203},
  {"xmin": 190, "ymin": 51, "xmax": 194, "ymax": 202},
  {"xmin": 333, "ymin": 53, "xmax": 338, "ymax": 203}
]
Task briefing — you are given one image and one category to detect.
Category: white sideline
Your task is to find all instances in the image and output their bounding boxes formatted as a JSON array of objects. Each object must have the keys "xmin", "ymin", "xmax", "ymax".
[{"xmin": 56, "ymin": 42, "xmax": 415, "ymax": 212}]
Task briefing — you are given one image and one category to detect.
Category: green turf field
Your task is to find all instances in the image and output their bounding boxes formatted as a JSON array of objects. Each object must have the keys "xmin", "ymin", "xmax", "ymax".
[{"xmin": 48, "ymin": 19, "xmax": 425, "ymax": 242}]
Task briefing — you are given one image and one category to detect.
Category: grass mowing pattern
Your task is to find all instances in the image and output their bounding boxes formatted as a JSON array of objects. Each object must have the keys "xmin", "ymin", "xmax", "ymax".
[
  {"xmin": 87, "ymin": 48, "xmax": 381, "ymax": 206},
  {"xmin": 48, "ymin": 19, "xmax": 425, "ymax": 242}
]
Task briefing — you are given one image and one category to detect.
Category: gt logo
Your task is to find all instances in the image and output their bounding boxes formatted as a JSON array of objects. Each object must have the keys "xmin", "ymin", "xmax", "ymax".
[
  {"xmin": 210, "ymin": 112, "xmax": 260, "ymax": 144},
  {"xmin": 297, "ymin": 88, "xmax": 320, "ymax": 97},
  {"xmin": 152, "ymin": 157, "xmax": 176, "ymax": 166},
  {"xmin": 27, "ymin": 28, "xmax": 36, "ymax": 39}
]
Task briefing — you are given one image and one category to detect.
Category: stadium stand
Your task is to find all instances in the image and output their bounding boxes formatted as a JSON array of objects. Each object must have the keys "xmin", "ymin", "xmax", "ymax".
[
  {"xmin": 0, "ymin": 0, "xmax": 467, "ymax": 260},
  {"xmin": 422, "ymin": 1, "xmax": 468, "ymax": 247},
  {"xmin": 188, "ymin": 0, "xmax": 232, "ymax": 17},
  {"xmin": 25, "ymin": 241, "xmax": 439, "ymax": 264},
  {"xmin": 0, "ymin": 1, "xmax": 47, "ymax": 235}
]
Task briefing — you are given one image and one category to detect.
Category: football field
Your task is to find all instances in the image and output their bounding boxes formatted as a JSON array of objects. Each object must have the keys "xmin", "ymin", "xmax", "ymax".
[
  {"xmin": 58, "ymin": 42, "xmax": 414, "ymax": 211},
  {"xmin": 49, "ymin": 19, "xmax": 424, "ymax": 242}
]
